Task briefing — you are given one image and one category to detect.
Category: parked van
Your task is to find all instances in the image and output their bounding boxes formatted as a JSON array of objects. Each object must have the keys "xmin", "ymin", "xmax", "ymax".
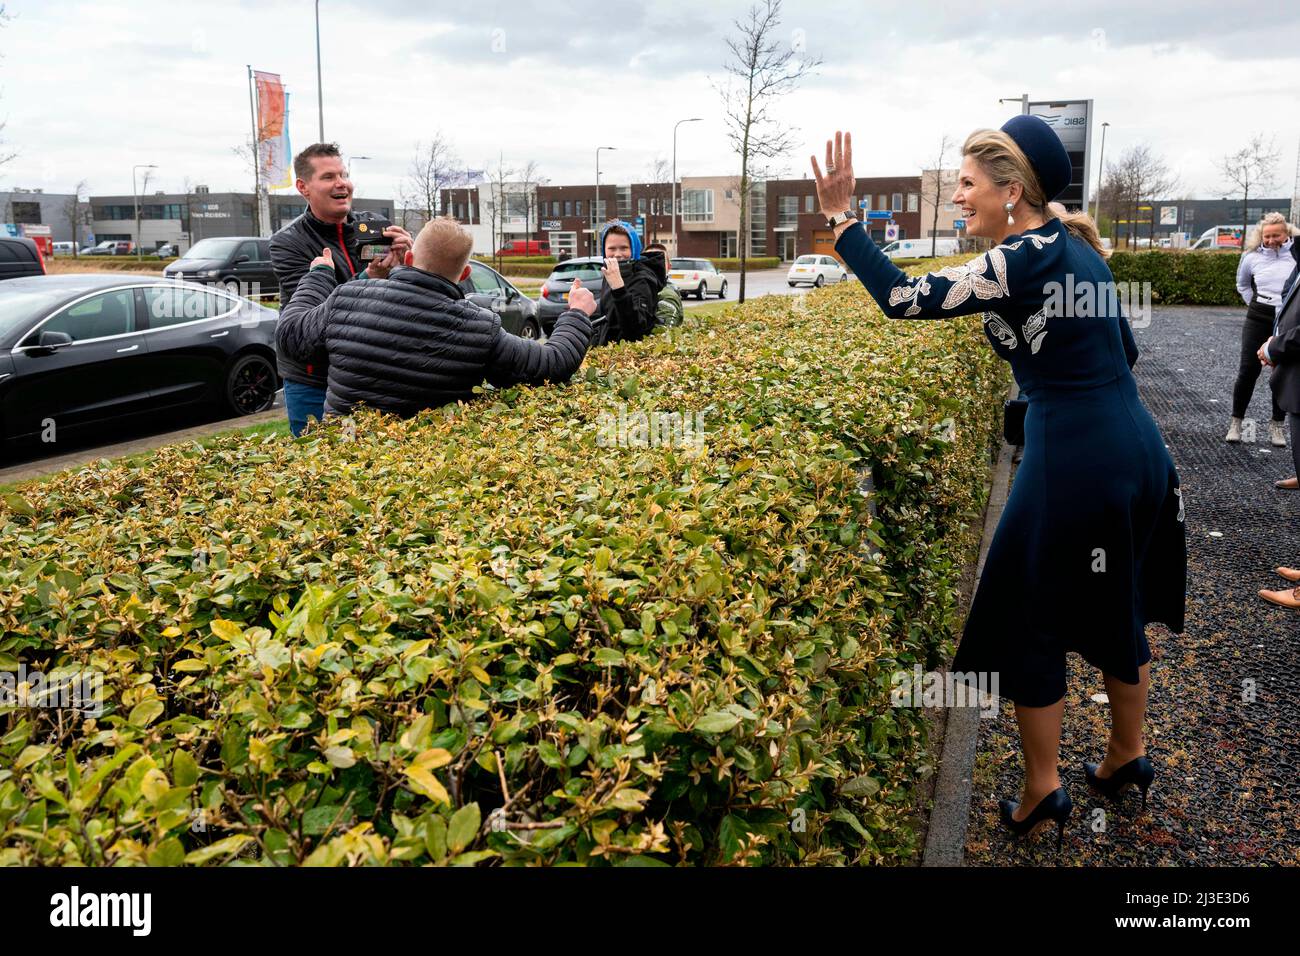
[
  {"xmin": 879, "ymin": 237, "xmax": 960, "ymax": 259},
  {"xmin": 496, "ymin": 239, "xmax": 550, "ymax": 257},
  {"xmin": 1189, "ymin": 225, "xmax": 1245, "ymax": 251},
  {"xmin": 52, "ymin": 241, "xmax": 76, "ymax": 256}
]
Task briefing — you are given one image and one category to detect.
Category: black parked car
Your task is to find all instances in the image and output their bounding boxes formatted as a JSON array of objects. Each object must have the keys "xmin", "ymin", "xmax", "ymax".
[
  {"xmin": 0, "ymin": 236, "xmax": 47, "ymax": 281},
  {"xmin": 0, "ymin": 274, "xmax": 280, "ymax": 451},
  {"xmin": 536, "ymin": 257, "xmax": 606, "ymax": 334},
  {"xmin": 163, "ymin": 237, "xmax": 279, "ymax": 300},
  {"xmin": 459, "ymin": 259, "xmax": 542, "ymax": 339}
]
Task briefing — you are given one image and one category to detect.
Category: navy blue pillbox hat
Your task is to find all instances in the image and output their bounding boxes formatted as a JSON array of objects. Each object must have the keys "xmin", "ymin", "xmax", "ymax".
[{"xmin": 1000, "ymin": 114, "xmax": 1072, "ymax": 202}]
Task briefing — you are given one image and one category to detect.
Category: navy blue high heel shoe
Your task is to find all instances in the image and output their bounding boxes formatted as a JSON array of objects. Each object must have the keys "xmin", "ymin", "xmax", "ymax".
[
  {"xmin": 999, "ymin": 786, "xmax": 1072, "ymax": 850},
  {"xmin": 1083, "ymin": 755, "xmax": 1155, "ymax": 809}
]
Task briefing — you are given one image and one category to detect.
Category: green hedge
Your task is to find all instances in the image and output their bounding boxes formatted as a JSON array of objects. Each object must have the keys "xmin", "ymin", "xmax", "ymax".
[
  {"xmin": 474, "ymin": 255, "xmax": 557, "ymax": 267},
  {"xmin": 0, "ymin": 278, "xmax": 1005, "ymax": 866},
  {"xmin": 1107, "ymin": 250, "xmax": 1242, "ymax": 306},
  {"xmin": 711, "ymin": 257, "xmax": 781, "ymax": 271},
  {"xmin": 53, "ymin": 257, "xmax": 176, "ymax": 271}
]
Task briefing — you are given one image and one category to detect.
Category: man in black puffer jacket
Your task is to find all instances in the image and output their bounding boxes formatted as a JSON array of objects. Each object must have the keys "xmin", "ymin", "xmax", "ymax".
[
  {"xmin": 271, "ymin": 143, "xmax": 413, "ymax": 435},
  {"xmin": 277, "ymin": 216, "xmax": 595, "ymax": 420}
]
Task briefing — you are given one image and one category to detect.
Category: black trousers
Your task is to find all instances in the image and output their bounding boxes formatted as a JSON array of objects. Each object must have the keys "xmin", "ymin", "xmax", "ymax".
[
  {"xmin": 1233, "ymin": 302, "xmax": 1285, "ymax": 421},
  {"xmin": 1292, "ymin": 414, "xmax": 1300, "ymax": 477}
]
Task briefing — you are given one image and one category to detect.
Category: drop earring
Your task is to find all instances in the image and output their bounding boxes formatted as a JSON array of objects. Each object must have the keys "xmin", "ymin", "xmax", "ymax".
[{"xmin": 1004, "ymin": 202, "xmax": 1015, "ymax": 225}]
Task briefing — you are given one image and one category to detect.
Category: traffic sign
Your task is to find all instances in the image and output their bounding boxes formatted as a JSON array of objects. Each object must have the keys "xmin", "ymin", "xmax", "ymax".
[
  {"xmin": 953, "ymin": 219, "xmax": 966, "ymax": 229},
  {"xmin": 884, "ymin": 223, "xmax": 899, "ymax": 241},
  {"xmin": 866, "ymin": 210, "xmax": 892, "ymax": 220}
]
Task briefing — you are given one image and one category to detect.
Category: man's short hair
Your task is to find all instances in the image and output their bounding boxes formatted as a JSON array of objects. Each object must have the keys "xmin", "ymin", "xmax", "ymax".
[
  {"xmin": 413, "ymin": 216, "xmax": 474, "ymax": 281},
  {"xmin": 294, "ymin": 143, "xmax": 342, "ymax": 182},
  {"xmin": 646, "ymin": 241, "xmax": 667, "ymax": 253}
]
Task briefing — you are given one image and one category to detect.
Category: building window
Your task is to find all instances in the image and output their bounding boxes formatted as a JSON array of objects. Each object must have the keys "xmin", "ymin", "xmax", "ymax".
[
  {"xmin": 638, "ymin": 197, "xmax": 647, "ymax": 215},
  {"xmin": 944, "ymin": 202, "xmax": 955, "ymax": 211},
  {"xmin": 804, "ymin": 195, "xmax": 814, "ymax": 213},
  {"xmin": 776, "ymin": 195, "xmax": 798, "ymax": 227},
  {"xmin": 575, "ymin": 200, "xmax": 582, "ymax": 217},
  {"xmin": 877, "ymin": 194, "xmax": 887, "ymax": 211},
  {"xmin": 907, "ymin": 193, "xmax": 919, "ymax": 212},
  {"xmin": 682, "ymin": 188, "xmax": 714, "ymax": 223},
  {"xmin": 617, "ymin": 185, "xmax": 631, "ymax": 217},
  {"xmin": 892, "ymin": 193, "xmax": 903, "ymax": 212},
  {"xmin": 592, "ymin": 200, "xmax": 607, "ymax": 220},
  {"xmin": 861, "ymin": 195, "xmax": 872, "ymax": 211}
]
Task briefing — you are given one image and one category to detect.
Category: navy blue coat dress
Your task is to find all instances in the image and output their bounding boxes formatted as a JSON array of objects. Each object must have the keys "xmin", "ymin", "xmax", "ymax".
[{"xmin": 837, "ymin": 218, "xmax": 1186, "ymax": 707}]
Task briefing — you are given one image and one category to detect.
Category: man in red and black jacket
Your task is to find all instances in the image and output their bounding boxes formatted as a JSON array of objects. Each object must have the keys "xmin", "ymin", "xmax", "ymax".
[{"xmin": 270, "ymin": 143, "xmax": 412, "ymax": 435}]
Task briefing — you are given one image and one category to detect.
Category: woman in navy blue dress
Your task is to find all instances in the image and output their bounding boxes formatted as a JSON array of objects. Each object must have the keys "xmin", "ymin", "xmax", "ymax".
[{"xmin": 811, "ymin": 118, "xmax": 1186, "ymax": 847}]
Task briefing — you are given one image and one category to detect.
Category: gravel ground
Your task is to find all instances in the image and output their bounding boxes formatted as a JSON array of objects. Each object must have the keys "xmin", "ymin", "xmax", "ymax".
[{"xmin": 963, "ymin": 305, "xmax": 1300, "ymax": 866}]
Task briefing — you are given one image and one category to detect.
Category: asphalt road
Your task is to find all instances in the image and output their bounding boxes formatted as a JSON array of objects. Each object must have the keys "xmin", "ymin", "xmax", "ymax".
[{"xmin": 679, "ymin": 268, "xmax": 854, "ymax": 308}]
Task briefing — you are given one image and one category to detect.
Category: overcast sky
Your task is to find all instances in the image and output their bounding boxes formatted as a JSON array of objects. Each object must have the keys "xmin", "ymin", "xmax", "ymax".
[{"xmin": 2, "ymin": 0, "xmax": 1297, "ymax": 205}]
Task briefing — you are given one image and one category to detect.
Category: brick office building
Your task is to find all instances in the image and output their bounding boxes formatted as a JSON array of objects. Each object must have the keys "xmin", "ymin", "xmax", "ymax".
[{"xmin": 764, "ymin": 175, "xmax": 923, "ymax": 261}]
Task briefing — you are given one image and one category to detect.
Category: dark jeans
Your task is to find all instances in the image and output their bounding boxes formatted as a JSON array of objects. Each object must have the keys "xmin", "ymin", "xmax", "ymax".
[
  {"xmin": 283, "ymin": 380, "xmax": 326, "ymax": 437},
  {"xmin": 1232, "ymin": 303, "xmax": 1285, "ymax": 422}
]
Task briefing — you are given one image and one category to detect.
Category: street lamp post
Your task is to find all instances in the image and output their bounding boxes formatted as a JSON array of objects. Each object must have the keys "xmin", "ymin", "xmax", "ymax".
[
  {"xmin": 133, "ymin": 163, "xmax": 157, "ymax": 260},
  {"xmin": 1092, "ymin": 121, "xmax": 1110, "ymax": 225},
  {"xmin": 594, "ymin": 146, "xmax": 616, "ymax": 256},
  {"xmin": 315, "ymin": 0, "xmax": 325, "ymax": 142},
  {"xmin": 672, "ymin": 118, "xmax": 703, "ymax": 258}
]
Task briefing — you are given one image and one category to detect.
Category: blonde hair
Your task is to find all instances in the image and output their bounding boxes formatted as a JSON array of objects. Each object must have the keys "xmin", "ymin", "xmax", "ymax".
[
  {"xmin": 413, "ymin": 216, "xmax": 474, "ymax": 279},
  {"xmin": 1244, "ymin": 211, "xmax": 1299, "ymax": 252},
  {"xmin": 962, "ymin": 128, "xmax": 1109, "ymax": 259}
]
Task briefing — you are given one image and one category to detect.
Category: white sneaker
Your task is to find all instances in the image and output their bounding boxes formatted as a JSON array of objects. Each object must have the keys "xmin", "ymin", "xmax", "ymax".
[
  {"xmin": 1271, "ymin": 421, "xmax": 1288, "ymax": 447},
  {"xmin": 1226, "ymin": 417, "xmax": 1243, "ymax": 443}
]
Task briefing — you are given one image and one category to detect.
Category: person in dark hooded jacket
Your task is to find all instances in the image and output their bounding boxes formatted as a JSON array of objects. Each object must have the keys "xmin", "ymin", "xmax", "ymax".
[{"xmin": 597, "ymin": 220, "xmax": 665, "ymax": 344}]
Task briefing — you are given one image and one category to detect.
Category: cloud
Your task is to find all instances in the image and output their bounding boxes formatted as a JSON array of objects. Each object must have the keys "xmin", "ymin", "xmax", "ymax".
[{"xmin": 0, "ymin": 0, "xmax": 1295, "ymax": 207}]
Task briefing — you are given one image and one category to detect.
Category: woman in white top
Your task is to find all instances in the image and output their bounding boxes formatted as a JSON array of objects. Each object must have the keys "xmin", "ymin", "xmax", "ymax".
[{"xmin": 1227, "ymin": 212, "xmax": 1300, "ymax": 446}]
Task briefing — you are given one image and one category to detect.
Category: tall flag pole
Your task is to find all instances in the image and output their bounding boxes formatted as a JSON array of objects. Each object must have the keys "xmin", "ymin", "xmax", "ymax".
[{"xmin": 246, "ymin": 65, "xmax": 262, "ymax": 236}]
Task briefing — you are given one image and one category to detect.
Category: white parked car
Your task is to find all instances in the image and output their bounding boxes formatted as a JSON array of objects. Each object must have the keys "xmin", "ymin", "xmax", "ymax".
[
  {"xmin": 786, "ymin": 254, "xmax": 847, "ymax": 287},
  {"xmin": 879, "ymin": 237, "xmax": 960, "ymax": 259},
  {"xmin": 668, "ymin": 258, "xmax": 728, "ymax": 299}
]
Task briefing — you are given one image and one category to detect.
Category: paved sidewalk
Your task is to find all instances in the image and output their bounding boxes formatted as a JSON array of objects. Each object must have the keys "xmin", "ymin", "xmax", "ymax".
[{"xmin": 962, "ymin": 305, "xmax": 1300, "ymax": 865}]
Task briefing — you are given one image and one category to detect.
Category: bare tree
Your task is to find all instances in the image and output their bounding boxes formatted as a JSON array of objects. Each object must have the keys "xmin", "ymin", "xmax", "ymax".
[
  {"xmin": 647, "ymin": 157, "xmax": 672, "ymax": 242},
  {"xmin": 63, "ymin": 179, "xmax": 89, "ymax": 255},
  {"xmin": 1107, "ymin": 145, "xmax": 1178, "ymax": 249},
  {"xmin": 405, "ymin": 133, "xmax": 463, "ymax": 224},
  {"xmin": 717, "ymin": 0, "xmax": 820, "ymax": 302},
  {"xmin": 231, "ymin": 138, "xmax": 263, "ymax": 235},
  {"xmin": 1219, "ymin": 133, "xmax": 1281, "ymax": 246},
  {"xmin": 132, "ymin": 168, "xmax": 155, "ymax": 253},
  {"xmin": 484, "ymin": 152, "xmax": 516, "ymax": 273},
  {"xmin": 516, "ymin": 159, "xmax": 546, "ymax": 250},
  {"xmin": 925, "ymin": 134, "xmax": 955, "ymax": 257}
]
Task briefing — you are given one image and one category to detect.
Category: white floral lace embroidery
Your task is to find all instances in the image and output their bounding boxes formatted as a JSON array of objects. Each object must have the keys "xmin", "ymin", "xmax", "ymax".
[
  {"xmin": 1022, "ymin": 307, "xmax": 1048, "ymax": 354},
  {"xmin": 886, "ymin": 227, "xmax": 1058, "ymax": 316},
  {"xmin": 983, "ymin": 311, "xmax": 1018, "ymax": 349}
]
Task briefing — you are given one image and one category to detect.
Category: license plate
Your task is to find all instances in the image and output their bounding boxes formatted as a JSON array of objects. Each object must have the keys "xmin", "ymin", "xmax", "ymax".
[
  {"xmin": 795, "ymin": 268, "xmax": 808, "ymax": 273},
  {"xmin": 669, "ymin": 273, "xmax": 684, "ymax": 280}
]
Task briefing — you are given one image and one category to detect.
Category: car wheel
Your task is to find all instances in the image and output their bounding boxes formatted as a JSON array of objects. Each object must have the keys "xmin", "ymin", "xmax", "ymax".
[
  {"xmin": 521, "ymin": 318, "xmax": 541, "ymax": 340},
  {"xmin": 814, "ymin": 274, "xmax": 825, "ymax": 288},
  {"xmin": 717, "ymin": 280, "xmax": 728, "ymax": 299},
  {"xmin": 221, "ymin": 278, "xmax": 241, "ymax": 296},
  {"xmin": 697, "ymin": 282, "xmax": 707, "ymax": 300},
  {"xmin": 840, "ymin": 272, "xmax": 849, "ymax": 282},
  {"xmin": 224, "ymin": 353, "xmax": 278, "ymax": 416},
  {"xmin": 787, "ymin": 282, "xmax": 797, "ymax": 288}
]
